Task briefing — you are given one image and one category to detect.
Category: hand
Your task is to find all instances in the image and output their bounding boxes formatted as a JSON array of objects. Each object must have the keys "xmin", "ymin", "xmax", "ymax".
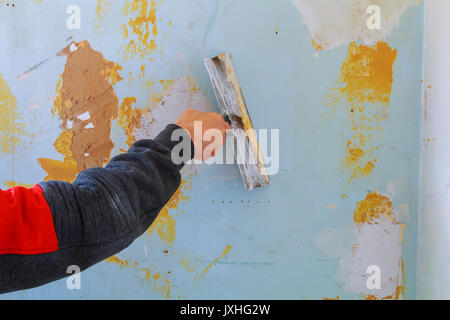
[{"xmin": 176, "ymin": 108, "xmax": 231, "ymax": 161}]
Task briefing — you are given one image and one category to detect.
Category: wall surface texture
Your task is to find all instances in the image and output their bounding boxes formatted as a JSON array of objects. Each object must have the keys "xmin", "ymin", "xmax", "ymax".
[
  {"xmin": 0, "ymin": 0, "xmax": 424, "ymax": 299},
  {"xmin": 417, "ymin": 0, "xmax": 450, "ymax": 300}
]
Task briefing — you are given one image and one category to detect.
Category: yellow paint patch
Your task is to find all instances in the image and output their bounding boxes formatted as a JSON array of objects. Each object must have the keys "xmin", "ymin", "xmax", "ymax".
[
  {"xmin": 148, "ymin": 209, "xmax": 176, "ymax": 244},
  {"xmin": 94, "ymin": 0, "xmax": 112, "ymax": 31},
  {"xmin": 104, "ymin": 256, "xmax": 173, "ymax": 299},
  {"xmin": 338, "ymin": 42, "xmax": 396, "ymax": 105},
  {"xmin": 323, "ymin": 296, "xmax": 340, "ymax": 300},
  {"xmin": 105, "ymin": 255, "xmax": 129, "ymax": 268},
  {"xmin": 38, "ymin": 129, "xmax": 78, "ymax": 182},
  {"xmin": 121, "ymin": 0, "xmax": 159, "ymax": 61},
  {"xmin": 139, "ymin": 64, "xmax": 146, "ymax": 79},
  {"xmin": 141, "ymin": 267, "xmax": 174, "ymax": 299},
  {"xmin": 105, "ymin": 255, "xmax": 138, "ymax": 269},
  {"xmin": 312, "ymin": 39, "xmax": 324, "ymax": 51},
  {"xmin": 0, "ymin": 73, "xmax": 26, "ymax": 154},
  {"xmin": 326, "ymin": 42, "xmax": 397, "ymax": 184},
  {"xmin": 363, "ymin": 293, "xmax": 400, "ymax": 300},
  {"xmin": 51, "ymin": 76, "xmax": 63, "ymax": 117},
  {"xmin": 38, "ymin": 158, "xmax": 78, "ymax": 182},
  {"xmin": 104, "ymin": 61, "xmax": 124, "ymax": 86},
  {"xmin": 353, "ymin": 191, "xmax": 393, "ymax": 225},
  {"xmin": 395, "ymin": 259, "xmax": 406, "ymax": 300},
  {"xmin": 4, "ymin": 181, "xmax": 34, "ymax": 188},
  {"xmin": 54, "ymin": 130, "xmax": 75, "ymax": 159},
  {"xmin": 118, "ymin": 97, "xmax": 145, "ymax": 147},
  {"xmin": 198, "ymin": 245, "xmax": 232, "ymax": 279}
]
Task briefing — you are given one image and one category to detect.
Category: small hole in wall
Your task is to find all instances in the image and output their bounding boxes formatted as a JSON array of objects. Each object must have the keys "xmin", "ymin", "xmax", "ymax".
[{"xmin": 210, "ymin": 200, "xmax": 271, "ymax": 205}]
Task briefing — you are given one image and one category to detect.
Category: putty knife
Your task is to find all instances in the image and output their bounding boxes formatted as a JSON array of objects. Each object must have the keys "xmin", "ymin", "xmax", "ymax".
[{"xmin": 204, "ymin": 53, "xmax": 270, "ymax": 191}]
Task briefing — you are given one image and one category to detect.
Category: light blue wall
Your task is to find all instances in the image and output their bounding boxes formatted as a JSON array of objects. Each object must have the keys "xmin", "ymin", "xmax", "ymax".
[{"xmin": 0, "ymin": 0, "xmax": 423, "ymax": 299}]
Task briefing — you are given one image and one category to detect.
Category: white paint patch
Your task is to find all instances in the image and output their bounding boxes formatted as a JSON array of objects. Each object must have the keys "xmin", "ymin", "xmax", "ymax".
[
  {"xmin": 291, "ymin": 0, "xmax": 420, "ymax": 51},
  {"xmin": 66, "ymin": 120, "xmax": 73, "ymax": 129},
  {"xmin": 84, "ymin": 122, "xmax": 94, "ymax": 129},
  {"xmin": 315, "ymin": 215, "xmax": 404, "ymax": 298},
  {"xmin": 77, "ymin": 111, "xmax": 91, "ymax": 121},
  {"xmin": 134, "ymin": 77, "xmax": 212, "ymax": 141}
]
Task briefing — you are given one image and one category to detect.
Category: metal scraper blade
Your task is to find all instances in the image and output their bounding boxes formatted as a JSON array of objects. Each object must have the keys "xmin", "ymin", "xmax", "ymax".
[{"xmin": 204, "ymin": 53, "xmax": 270, "ymax": 191}]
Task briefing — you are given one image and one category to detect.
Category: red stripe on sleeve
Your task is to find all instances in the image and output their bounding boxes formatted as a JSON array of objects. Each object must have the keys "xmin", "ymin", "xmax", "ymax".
[{"xmin": 0, "ymin": 185, "xmax": 58, "ymax": 255}]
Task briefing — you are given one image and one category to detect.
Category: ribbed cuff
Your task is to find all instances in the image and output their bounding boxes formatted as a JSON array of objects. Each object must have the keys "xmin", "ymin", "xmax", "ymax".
[{"xmin": 155, "ymin": 124, "xmax": 195, "ymax": 171}]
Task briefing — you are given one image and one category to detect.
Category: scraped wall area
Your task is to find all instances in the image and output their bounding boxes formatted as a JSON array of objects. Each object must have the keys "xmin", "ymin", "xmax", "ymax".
[{"xmin": 0, "ymin": 0, "xmax": 424, "ymax": 299}]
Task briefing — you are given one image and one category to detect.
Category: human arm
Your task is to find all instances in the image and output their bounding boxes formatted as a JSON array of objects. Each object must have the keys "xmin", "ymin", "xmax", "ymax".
[{"xmin": 0, "ymin": 109, "xmax": 230, "ymax": 294}]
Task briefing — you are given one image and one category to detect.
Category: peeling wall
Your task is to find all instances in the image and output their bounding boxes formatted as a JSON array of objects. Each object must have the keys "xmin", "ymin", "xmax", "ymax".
[
  {"xmin": 292, "ymin": 0, "xmax": 420, "ymax": 51},
  {"xmin": 0, "ymin": 0, "xmax": 424, "ymax": 299}
]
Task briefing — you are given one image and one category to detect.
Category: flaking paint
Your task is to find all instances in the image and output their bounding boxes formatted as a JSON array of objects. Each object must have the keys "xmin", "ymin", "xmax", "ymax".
[
  {"xmin": 0, "ymin": 73, "xmax": 26, "ymax": 154},
  {"xmin": 326, "ymin": 41, "xmax": 397, "ymax": 184}
]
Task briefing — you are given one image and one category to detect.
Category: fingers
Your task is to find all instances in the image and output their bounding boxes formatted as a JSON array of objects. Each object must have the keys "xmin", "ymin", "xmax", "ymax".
[
  {"xmin": 176, "ymin": 109, "xmax": 233, "ymax": 161},
  {"xmin": 210, "ymin": 112, "xmax": 231, "ymax": 131}
]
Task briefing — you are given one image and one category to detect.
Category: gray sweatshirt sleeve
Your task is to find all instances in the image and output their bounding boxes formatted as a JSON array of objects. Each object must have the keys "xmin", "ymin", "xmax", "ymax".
[{"xmin": 0, "ymin": 124, "xmax": 194, "ymax": 294}]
